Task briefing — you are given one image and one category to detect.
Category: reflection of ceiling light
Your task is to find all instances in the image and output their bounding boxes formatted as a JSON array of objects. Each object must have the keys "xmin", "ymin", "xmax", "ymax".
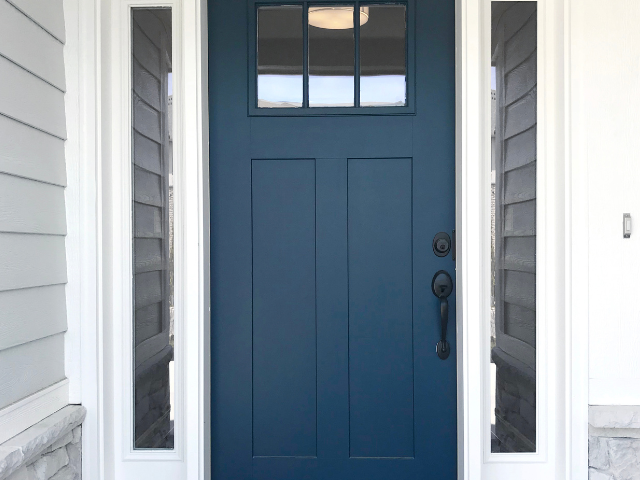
[{"xmin": 308, "ymin": 6, "xmax": 369, "ymax": 29}]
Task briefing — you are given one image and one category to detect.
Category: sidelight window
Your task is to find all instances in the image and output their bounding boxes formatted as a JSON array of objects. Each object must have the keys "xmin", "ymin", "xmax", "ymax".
[
  {"xmin": 489, "ymin": 0, "xmax": 537, "ymax": 455},
  {"xmin": 131, "ymin": 7, "xmax": 175, "ymax": 450},
  {"xmin": 252, "ymin": 1, "xmax": 412, "ymax": 115}
]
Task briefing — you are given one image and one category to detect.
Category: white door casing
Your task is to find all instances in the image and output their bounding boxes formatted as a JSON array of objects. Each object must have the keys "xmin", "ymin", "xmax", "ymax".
[{"xmin": 64, "ymin": 0, "xmax": 587, "ymax": 478}]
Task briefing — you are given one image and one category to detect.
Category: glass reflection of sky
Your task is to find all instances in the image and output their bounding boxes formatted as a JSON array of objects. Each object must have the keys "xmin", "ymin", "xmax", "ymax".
[
  {"xmin": 258, "ymin": 74, "xmax": 406, "ymax": 107},
  {"xmin": 361, "ymin": 75, "xmax": 406, "ymax": 106},
  {"xmin": 310, "ymin": 76, "xmax": 354, "ymax": 106},
  {"xmin": 258, "ymin": 74, "xmax": 303, "ymax": 107}
]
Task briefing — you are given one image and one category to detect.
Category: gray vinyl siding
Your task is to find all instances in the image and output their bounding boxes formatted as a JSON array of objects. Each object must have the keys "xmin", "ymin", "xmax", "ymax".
[
  {"xmin": 494, "ymin": 4, "xmax": 537, "ymax": 352},
  {"xmin": 0, "ymin": 0, "xmax": 67, "ymax": 410}
]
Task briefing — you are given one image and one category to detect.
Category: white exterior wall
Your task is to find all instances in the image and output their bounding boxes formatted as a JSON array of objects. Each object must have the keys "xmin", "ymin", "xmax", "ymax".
[
  {"xmin": 573, "ymin": 0, "xmax": 640, "ymax": 406},
  {"xmin": 571, "ymin": 1, "xmax": 640, "ymax": 477},
  {"xmin": 0, "ymin": 0, "xmax": 69, "ymax": 441}
]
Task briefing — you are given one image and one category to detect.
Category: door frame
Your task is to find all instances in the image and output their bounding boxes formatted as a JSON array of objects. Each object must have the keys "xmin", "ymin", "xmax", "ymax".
[{"xmin": 65, "ymin": 0, "xmax": 588, "ymax": 478}]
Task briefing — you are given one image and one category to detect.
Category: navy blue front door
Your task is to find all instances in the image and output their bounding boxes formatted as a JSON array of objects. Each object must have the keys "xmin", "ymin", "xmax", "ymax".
[{"xmin": 209, "ymin": 1, "xmax": 456, "ymax": 479}]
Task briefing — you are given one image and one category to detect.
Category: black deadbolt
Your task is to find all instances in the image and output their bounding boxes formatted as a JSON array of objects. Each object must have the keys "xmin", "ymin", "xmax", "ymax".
[{"xmin": 433, "ymin": 232, "xmax": 451, "ymax": 257}]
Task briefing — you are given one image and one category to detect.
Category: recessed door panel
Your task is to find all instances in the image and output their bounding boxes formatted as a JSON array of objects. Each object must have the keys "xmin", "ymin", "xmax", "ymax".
[
  {"xmin": 251, "ymin": 159, "xmax": 317, "ymax": 458},
  {"xmin": 348, "ymin": 158, "xmax": 414, "ymax": 459}
]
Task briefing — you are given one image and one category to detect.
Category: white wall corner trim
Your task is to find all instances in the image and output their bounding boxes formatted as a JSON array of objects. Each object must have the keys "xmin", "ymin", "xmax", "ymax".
[
  {"xmin": 0, "ymin": 380, "xmax": 70, "ymax": 445},
  {"xmin": 63, "ymin": 0, "xmax": 106, "ymax": 479},
  {"xmin": 565, "ymin": 0, "xmax": 590, "ymax": 478}
]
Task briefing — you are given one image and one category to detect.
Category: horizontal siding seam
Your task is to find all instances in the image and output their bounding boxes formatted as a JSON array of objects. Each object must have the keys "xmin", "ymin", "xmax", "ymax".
[
  {"xmin": 0, "ymin": 281, "xmax": 67, "ymax": 295},
  {"xmin": 0, "ymin": 112, "xmax": 66, "ymax": 142},
  {"xmin": 0, "ymin": 230, "xmax": 67, "ymax": 237},
  {"xmin": 0, "ymin": 170, "xmax": 67, "ymax": 189},
  {"xmin": 504, "ymin": 122, "xmax": 537, "ymax": 142},
  {"xmin": 504, "ymin": 47, "xmax": 537, "ymax": 78},
  {"xmin": 0, "ymin": 169, "xmax": 67, "ymax": 188},
  {"xmin": 134, "ymin": 199, "xmax": 163, "ymax": 208},
  {"xmin": 504, "ymin": 83, "xmax": 537, "ymax": 109},
  {"xmin": 132, "ymin": 127, "xmax": 162, "ymax": 146},
  {"xmin": 133, "ymin": 16, "xmax": 170, "ymax": 49},
  {"xmin": 0, "ymin": 331, "xmax": 67, "ymax": 356},
  {"xmin": 133, "ymin": 91, "xmax": 163, "ymax": 115},
  {"xmin": 4, "ymin": 0, "xmax": 65, "ymax": 45},
  {"xmin": 503, "ymin": 197, "xmax": 537, "ymax": 207},
  {"xmin": 135, "ymin": 267, "xmax": 168, "ymax": 274},
  {"xmin": 133, "ymin": 55, "xmax": 163, "ymax": 82},
  {"xmin": 0, "ymin": 326, "xmax": 68, "ymax": 353},
  {"xmin": 133, "ymin": 163, "xmax": 162, "ymax": 176},
  {"xmin": 504, "ymin": 160, "xmax": 537, "ymax": 174},
  {"xmin": 504, "ymin": 301, "xmax": 536, "ymax": 313},
  {"xmin": 0, "ymin": 283, "xmax": 66, "ymax": 295},
  {"xmin": 504, "ymin": 159, "xmax": 537, "ymax": 174},
  {"xmin": 0, "ymin": 52, "xmax": 65, "ymax": 94},
  {"xmin": 504, "ymin": 10, "xmax": 537, "ymax": 44}
]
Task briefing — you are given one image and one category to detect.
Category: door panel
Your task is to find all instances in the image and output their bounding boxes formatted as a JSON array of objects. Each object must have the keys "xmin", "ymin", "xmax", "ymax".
[
  {"xmin": 348, "ymin": 158, "xmax": 414, "ymax": 459},
  {"xmin": 252, "ymin": 159, "xmax": 317, "ymax": 458},
  {"xmin": 209, "ymin": 1, "xmax": 457, "ymax": 479}
]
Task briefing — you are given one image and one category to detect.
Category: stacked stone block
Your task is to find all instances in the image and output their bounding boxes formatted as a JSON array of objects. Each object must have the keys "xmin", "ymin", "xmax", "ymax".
[
  {"xmin": 589, "ymin": 406, "xmax": 640, "ymax": 480},
  {"xmin": 5, "ymin": 427, "xmax": 82, "ymax": 480},
  {"xmin": 0, "ymin": 407, "xmax": 85, "ymax": 480}
]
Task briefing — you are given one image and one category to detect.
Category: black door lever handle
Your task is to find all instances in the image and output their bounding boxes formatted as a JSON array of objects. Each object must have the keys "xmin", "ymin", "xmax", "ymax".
[{"xmin": 431, "ymin": 270, "xmax": 453, "ymax": 360}]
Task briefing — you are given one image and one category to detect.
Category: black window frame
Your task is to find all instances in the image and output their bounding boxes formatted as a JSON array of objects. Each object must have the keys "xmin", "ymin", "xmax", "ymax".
[{"xmin": 249, "ymin": 0, "xmax": 416, "ymax": 116}]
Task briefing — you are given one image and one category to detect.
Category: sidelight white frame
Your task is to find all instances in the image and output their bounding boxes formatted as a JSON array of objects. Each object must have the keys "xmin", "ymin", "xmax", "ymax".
[
  {"xmin": 66, "ymin": 0, "xmax": 209, "ymax": 478},
  {"xmin": 457, "ymin": 0, "xmax": 588, "ymax": 479},
  {"xmin": 105, "ymin": 0, "xmax": 209, "ymax": 476},
  {"xmin": 65, "ymin": 0, "xmax": 587, "ymax": 478},
  {"xmin": 117, "ymin": 0, "xmax": 183, "ymax": 463}
]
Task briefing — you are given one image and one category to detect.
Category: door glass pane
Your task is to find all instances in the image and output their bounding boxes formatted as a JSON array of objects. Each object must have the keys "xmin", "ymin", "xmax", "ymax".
[
  {"xmin": 132, "ymin": 7, "xmax": 174, "ymax": 449},
  {"xmin": 309, "ymin": 5, "xmax": 355, "ymax": 107},
  {"xmin": 490, "ymin": 1, "xmax": 537, "ymax": 453},
  {"xmin": 258, "ymin": 6, "xmax": 304, "ymax": 108},
  {"xmin": 360, "ymin": 4, "xmax": 407, "ymax": 107}
]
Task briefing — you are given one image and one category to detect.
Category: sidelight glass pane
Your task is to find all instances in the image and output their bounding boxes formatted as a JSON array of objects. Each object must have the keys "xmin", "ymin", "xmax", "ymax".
[
  {"xmin": 490, "ymin": 1, "xmax": 537, "ymax": 454},
  {"xmin": 309, "ymin": 5, "xmax": 355, "ymax": 107},
  {"xmin": 360, "ymin": 4, "xmax": 407, "ymax": 107},
  {"xmin": 258, "ymin": 6, "xmax": 304, "ymax": 108},
  {"xmin": 132, "ymin": 7, "xmax": 174, "ymax": 449}
]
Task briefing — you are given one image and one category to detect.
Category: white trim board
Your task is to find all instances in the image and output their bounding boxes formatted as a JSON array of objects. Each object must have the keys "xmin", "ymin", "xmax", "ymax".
[
  {"xmin": 565, "ymin": 0, "xmax": 590, "ymax": 478},
  {"xmin": 590, "ymin": 380, "xmax": 640, "ymax": 406},
  {"xmin": 0, "ymin": 380, "xmax": 69, "ymax": 445},
  {"xmin": 62, "ymin": 1, "xmax": 105, "ymax": 480}
]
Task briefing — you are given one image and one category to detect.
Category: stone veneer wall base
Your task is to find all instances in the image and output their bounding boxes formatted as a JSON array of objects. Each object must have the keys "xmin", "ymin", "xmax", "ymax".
[
  {"xmin": 589, "ymin": 405, "xmax": 640, "ymax": 480},
  {"xmin": 0, "ymin": 406, "xmax": 86, "ymax": 480}
]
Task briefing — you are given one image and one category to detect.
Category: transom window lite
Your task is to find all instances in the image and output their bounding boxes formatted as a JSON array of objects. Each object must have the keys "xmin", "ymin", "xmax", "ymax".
[{"xmin": 257, "ymin": 2, "xmax": 407, "ymax": 109}]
